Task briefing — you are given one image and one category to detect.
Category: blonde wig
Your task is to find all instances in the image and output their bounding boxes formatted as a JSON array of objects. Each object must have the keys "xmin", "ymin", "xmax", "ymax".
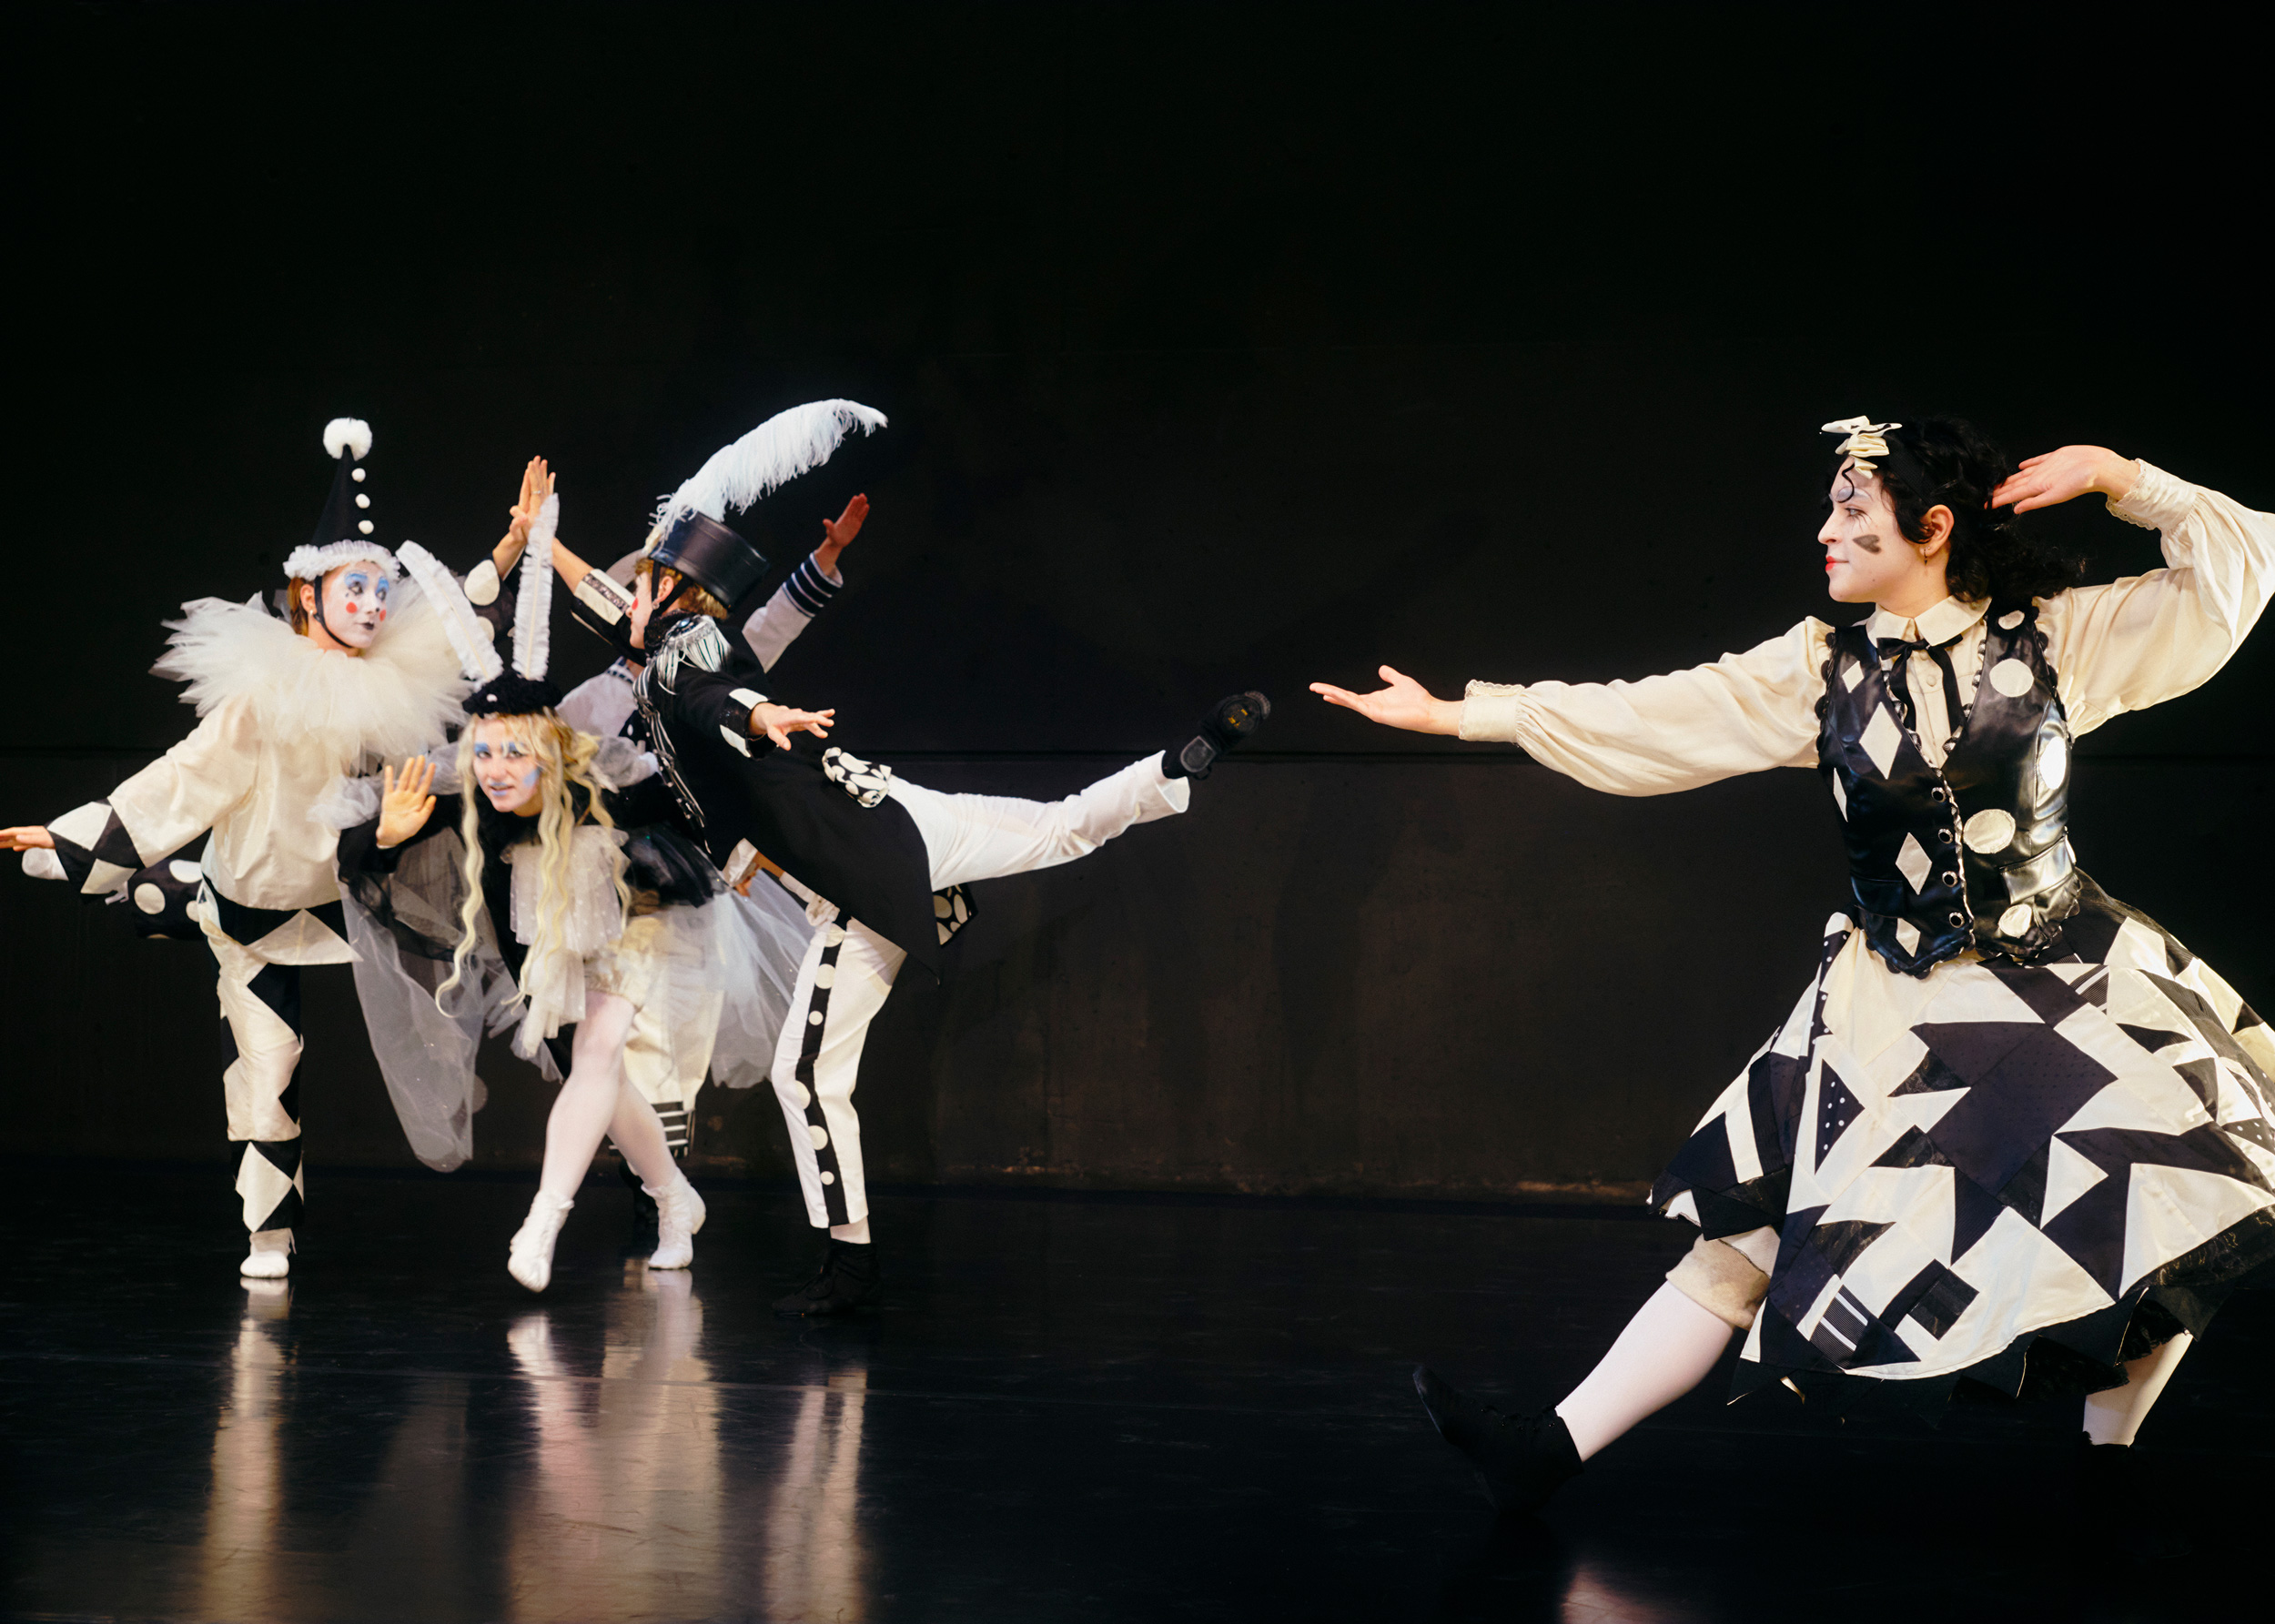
[{"xmin": 435, "ymin": 710, "xmax": 631, "ymax": 1011}]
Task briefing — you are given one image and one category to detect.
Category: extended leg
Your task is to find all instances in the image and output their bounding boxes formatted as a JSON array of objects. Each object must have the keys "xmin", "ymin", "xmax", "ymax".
[
  {"xmin": 510, "ymin": 990, "xmax": 642, "ymax": 1293},
  {"xmin": 538, "ymin": 991, "xmax": 642, "ymax": 1198},
  {"xmin": 211, "ymin": 934, "xmax": 306, "ymax": 1277},
  {"xmin": 1554, "ymin": 1283, "xmax": 1737, "ymax": 1459},
  {"xmin": 2083, "ymin": 1332, "xmax": 2193, "ymax": 1447},
  {"xmin": 889, "ymin": 754, "xmax": 1190, "ymax": 893},
  {"xmin": 1416, "ymin": 1229, "xmax": 1761, "ymax": 1513}
]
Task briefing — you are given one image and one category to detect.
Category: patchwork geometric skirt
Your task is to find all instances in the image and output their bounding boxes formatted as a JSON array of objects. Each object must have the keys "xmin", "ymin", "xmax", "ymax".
[{"xmin": 1653, "ymin": 876, "xmax": 2275, "ymax": 1407}]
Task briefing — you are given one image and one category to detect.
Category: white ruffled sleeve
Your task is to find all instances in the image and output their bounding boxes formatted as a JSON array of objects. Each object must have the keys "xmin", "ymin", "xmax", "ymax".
[
  {"xmin": 1456, "ymin": 619, "xmax": 1830, "ymax": 796},
  {"xmin": 2037, "ymin": 462, "xmax": 2275, "ymax": 735}
]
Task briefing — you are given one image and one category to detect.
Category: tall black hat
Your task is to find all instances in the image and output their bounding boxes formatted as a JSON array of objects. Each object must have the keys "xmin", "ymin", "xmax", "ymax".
[
  {"xmin": 638, "ymin": 398, "xmax": 887, "ymax": 609},
  {"xmin": 651, "ymin": 510, "xmax": 771, "ymax": 607}
]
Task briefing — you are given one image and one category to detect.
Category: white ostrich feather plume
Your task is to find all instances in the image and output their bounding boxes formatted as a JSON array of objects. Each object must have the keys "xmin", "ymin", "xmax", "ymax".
[
  {"xmin": 323, "ymin": 418, "xmax": 374, "ymax": 460},
  {"xmin": 397, "ymin": 542, "xmax": 504, "ymax": 683},
  {"xmin": 150, "ymin": 575, "xmax": 471, "ymax": 770},
  {"xmin": 513, "ymin": 493, "xmax": 559, "ymax": 681},
  {"xmin": 652, "ymin": 399, "xmax": 886, "ymax": 529}
]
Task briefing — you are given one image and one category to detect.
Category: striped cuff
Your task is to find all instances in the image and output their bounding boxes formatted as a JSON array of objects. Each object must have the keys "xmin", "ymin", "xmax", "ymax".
[{"xmin": 783, "ymin": 553, "xmax": 843, "ymax": 618}]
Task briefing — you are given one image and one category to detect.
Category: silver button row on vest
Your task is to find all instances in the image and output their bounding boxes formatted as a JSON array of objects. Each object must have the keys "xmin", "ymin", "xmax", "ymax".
[{"xmin": 1948, "ymin": 912, "xmax": 1966, "ymax": 925}]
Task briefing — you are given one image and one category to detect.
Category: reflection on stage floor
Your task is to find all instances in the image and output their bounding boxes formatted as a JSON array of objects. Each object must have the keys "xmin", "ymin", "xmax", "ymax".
[{"xmin": 5, "ymin": 1166, "xmax": 2269, "ymax": 1621}]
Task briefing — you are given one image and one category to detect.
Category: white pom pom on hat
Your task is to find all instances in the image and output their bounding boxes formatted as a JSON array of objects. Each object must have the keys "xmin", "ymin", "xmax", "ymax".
[{"xmin": 322, "ymin": 418, "xmax": 374, "ymax": 460}]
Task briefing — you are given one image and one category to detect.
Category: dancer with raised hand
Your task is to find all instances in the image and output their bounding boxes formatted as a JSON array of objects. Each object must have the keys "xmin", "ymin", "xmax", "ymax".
[
  {"xmin": 545, "ymin": 399, "xmax": 1273, "ymax": 1316},
  {"xmin": 500, "ymin": 456, "xmax": 868, "ymax": 1218},
  {"xmin": 0, "ymin": 419, "xmax": 471, "ymax": 1277},
  {"xmin": 1315, "ymin": 419, "xmax": 2275, "ymax": 1511},
  {"xmin": 345, "ymin": 496, "xmax": 809, "ymax": 1291}
]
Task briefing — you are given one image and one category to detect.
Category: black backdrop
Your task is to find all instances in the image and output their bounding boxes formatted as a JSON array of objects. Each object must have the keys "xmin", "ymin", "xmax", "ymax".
[{"xmin": 5, "ymin": 5, "xmax": 2268, "ymax": 1202}]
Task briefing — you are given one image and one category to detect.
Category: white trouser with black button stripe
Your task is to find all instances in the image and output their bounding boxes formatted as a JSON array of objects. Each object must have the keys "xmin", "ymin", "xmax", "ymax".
[{"xmin": 769, "ymin": 752, "xmax": 1188, "ymax": 1230}]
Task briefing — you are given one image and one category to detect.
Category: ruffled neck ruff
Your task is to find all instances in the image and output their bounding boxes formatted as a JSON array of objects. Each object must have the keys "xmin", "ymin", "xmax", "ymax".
[{"xmin": 151, "ymin": 580, "xmax": 470, "ymax": 770}]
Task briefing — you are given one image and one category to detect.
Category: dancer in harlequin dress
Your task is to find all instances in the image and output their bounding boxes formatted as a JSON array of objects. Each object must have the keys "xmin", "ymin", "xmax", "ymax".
[
  {"xmin": 341, "ymin": 495, "xmax": 808, "ymax": 1291},
  {"xmin": 0, "ymin": 420, "xmax": 470, "ymax": 1277},
  {"xmin": 546, "ymin": 399, "xmax": 1274, "ymax": 1316},
  {"xmin": 1313, "ymin": 418, "xmax": 2275, "ymax": 1511}
]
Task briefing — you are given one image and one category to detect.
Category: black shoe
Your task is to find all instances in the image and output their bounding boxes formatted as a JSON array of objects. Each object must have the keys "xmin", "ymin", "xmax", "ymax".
[
  {"xmin": 773, "ymin": 1238, "xmax": 881, "ymax": 1317},
  {"xmin": 1413, "ymin": 1365, "xmax": 1582, "ymax": 1515},
  {"xmin": 1170, "ymin": 691, "xmax": 1271, "ymax": 780}
]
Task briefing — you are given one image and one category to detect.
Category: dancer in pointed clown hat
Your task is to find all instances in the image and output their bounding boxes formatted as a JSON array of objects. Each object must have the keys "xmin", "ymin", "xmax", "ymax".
[
  {"xmin": 1, "ymin": 420, "xmax": 472, "ymax": 1276},
  {"xmin": 1316, "ymin": 419, "xmax": 2275, "ymax": 1510}
]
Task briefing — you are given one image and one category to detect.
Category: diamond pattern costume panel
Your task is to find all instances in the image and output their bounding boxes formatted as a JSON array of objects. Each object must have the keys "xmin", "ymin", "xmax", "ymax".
[{"xmin": 1653, "ymin": 886, "xmax": 2275, "ymax": 1397}]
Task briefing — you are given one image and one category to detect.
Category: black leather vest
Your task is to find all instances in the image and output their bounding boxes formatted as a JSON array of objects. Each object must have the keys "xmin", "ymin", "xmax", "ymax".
[{"xmin": 1818, "ymin": 602, "xmax": 2079, "ymax": 976}]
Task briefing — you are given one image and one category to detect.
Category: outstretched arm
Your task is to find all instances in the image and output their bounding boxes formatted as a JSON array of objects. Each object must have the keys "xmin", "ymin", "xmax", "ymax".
[
  {"xmin": 653, "ymin": 663, "xmax": 836, "ymax": 755},
  {"xmin": 5, "ymin": 698, "xmax": 260, "ymax": 892},
  {"xmin": 1311, "ymin": 624, "xmax": 1827, "ymax": 796},
  {"xmin": 743, "ymin": 494, "xmax": 868, "ymax": 671},
  {"xmin": 1309, "ymin": 666, "xmax": 1463, "ymax": 735}
]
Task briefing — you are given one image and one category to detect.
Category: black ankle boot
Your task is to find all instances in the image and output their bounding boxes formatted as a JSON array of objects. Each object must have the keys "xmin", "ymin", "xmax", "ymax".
[
  {"xmin": 773, "ymin": 1238, "xmax": 881, "ymax": 1317},
  {"xmin": 1166, "ymin": 691, "xmax": 1271, "ymax": 780},
  {"xmin": 1413, "ymin": 1365, "xmax": 1582, "ymax": 1515}
]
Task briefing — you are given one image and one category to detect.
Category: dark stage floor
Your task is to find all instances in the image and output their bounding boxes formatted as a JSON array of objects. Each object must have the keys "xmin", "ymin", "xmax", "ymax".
[{"xmin": 5, "ymin": 1167, "xmax": 2268, "ymax": 1623}]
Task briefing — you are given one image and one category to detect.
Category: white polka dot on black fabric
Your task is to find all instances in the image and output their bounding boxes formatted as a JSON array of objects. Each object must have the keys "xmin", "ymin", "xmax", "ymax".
[{"xmin": 134, "ymin": 883, "xmax": 165, "ymax": 914}]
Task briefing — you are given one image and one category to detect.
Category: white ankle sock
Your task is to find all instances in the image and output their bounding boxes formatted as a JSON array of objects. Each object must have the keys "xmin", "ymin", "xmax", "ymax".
[{"xmin": 1553, "ymin": 1283, "xmax": 1735, "ymax": 1460}]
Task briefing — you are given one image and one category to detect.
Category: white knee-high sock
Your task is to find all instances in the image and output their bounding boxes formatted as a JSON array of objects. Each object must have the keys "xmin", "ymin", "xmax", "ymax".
[
  {"xmin": 1553, "ymin": 1282, "xmax": 1737, "ymax": 1461},
  {"xmin": 2082, "ymin": 1332, "xmax": 2193, "ymax": 1446}
]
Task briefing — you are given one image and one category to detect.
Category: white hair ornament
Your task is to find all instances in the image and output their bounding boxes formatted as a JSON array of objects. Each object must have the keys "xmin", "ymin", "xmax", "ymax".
[{"xmin": 1822, "ymin": 416, "xmax": 1902, "ymax": 472}]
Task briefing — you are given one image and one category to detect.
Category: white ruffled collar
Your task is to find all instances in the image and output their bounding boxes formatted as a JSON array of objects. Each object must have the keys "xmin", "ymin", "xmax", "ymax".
[{"xmin": 150, "ymin": 580, "xmax": 470, "ymax": 770}]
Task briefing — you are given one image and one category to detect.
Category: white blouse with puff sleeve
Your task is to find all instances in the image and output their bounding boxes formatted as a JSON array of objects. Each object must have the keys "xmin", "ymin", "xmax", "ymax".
[{"xmin": 1454, "ymin": 461, "xmax": 2274, "ymax": 790}]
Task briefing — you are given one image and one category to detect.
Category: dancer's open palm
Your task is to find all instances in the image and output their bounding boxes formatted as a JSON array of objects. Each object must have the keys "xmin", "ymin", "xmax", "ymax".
[
  {"xmin": 816, "ymin": 494, "xmax": 869, "ymax": 575},
  {"xmin": 0, "ymin": 824, "xmax": 55, "ymax": 851},
  {"xmin": 377, "ymin": 756, "xmax": 439, "ymax": 848},
  {"xmin": 753, "ymin": 703, "xmax": 836, "ymax": 751},
  {"xmin": 1309, "ymin": 666, "xmax": 1463, "ymax": 735}
]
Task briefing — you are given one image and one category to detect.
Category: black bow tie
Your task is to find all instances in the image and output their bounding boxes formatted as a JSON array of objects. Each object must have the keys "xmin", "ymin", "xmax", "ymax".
[{"xmin": 1876, "ymin": 633, "xmax": 1965, "ymax": 741}]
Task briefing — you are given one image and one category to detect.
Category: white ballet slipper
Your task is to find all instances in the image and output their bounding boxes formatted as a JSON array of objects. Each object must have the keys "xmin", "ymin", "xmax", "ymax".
[
  {"xmin": 645, "ymin": 1172, "xmax": 706, "ymax": 1271},
  {"xmin": 240, "ymin": 1229, "xmax": 292, "ymax": 1278},
  {"xmin": 508, "ymin": 1193, "xmax": 575, "ymax": 1293}
]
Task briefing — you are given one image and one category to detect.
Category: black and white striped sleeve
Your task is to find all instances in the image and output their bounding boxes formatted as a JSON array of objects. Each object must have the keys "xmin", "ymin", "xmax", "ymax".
[{"xmin": 741, "ymin": 552, "xmax": 844, "ymax": 671}]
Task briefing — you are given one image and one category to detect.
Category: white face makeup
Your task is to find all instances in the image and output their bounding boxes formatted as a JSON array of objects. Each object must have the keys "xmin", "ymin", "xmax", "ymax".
[
  {"xmin": 1817, "ymin": 462, "xmax": 1919, "ymax": 605},
  {"xmin": 627, "ymin": 567, "xmax": 683, "ymax": 654},
  {"xmin": 469, "ymin": 719, "xmax": 544, "ymax": 816},
  {"xmin": 318, "ymin": 561, "xmax": 391, "ymax": 648}
]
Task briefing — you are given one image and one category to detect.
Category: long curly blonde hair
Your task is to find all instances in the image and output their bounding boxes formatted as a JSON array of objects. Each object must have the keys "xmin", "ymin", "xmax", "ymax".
[{"xmin": 435, "ymin": 711, "xmax": 630, "ymax": 1011}]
